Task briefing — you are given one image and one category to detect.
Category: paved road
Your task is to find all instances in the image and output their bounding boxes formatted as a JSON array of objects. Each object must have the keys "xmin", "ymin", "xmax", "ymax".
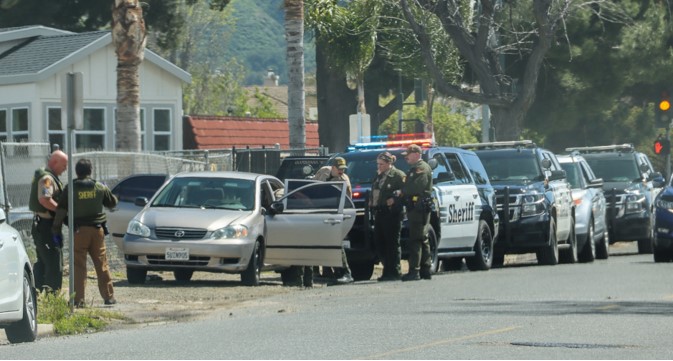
[{"xmin": 3, "ymin": 242, "xmax": 673, "ymax": 359}]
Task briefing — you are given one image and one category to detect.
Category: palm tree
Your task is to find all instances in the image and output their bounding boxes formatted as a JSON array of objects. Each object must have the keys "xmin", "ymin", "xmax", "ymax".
[
  {"xmin": 284, "ymin": 0, "xmax": 306, "ymax": 151},
  {"xmin": 112, "ymin": 0, "xmax": 146, "ymax": 151}
]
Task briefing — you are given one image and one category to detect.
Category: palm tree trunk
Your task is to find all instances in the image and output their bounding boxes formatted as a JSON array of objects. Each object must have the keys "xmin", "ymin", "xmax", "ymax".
[
  {"xmin": 284, "ymin": 0, "xmax": 305, "ymax": 153},
  {"xmin": 112, "ymin": 0, "xmax": 146, "ymax": 152}
]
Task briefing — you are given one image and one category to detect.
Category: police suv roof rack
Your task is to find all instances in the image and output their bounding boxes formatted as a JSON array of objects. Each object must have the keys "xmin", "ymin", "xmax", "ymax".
[
  {"xmin": 460, "ymin": 140, "xmax": 536, "ymax": 150},
  {"xmin": 565, "ymin": 144, "xmax": 634, "ymax": 154}
]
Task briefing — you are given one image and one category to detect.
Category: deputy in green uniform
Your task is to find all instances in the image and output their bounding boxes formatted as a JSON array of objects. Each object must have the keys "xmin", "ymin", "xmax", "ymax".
[
  {"xmin": 52, "ymin": 159, "xmax": 118, "ymax": 307},
  {"xmin": 369, "ymin": 152, "xmax": 406, "ymax": 281},
  {"xmin": 28, "ymin": 150, "xmax": 67, "ymax": 293},
  {"xmin": 400, "ymin": 144, "xmax": 433, "ymax": 281}
]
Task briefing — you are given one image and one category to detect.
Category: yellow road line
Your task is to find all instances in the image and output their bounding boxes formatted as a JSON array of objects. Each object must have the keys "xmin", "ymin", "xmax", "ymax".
[{"xmin": 360, "ymin": 326, "xmax": 520, "ymax": 360}]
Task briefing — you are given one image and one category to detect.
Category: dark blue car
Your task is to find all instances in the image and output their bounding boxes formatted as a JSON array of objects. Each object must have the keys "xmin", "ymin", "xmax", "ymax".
[{"xmin": 654, "ymin": 179, "xmax": 673, "ymax": 262}]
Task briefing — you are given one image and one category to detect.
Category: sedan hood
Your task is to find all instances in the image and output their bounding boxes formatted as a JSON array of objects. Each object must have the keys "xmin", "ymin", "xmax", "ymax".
[
  {"xmin": 602, "ymin": 181, "xmax": 640, "ymax": 193},
  {"xmin": 137, "ymin": 207, "xmax": 252, "ymax": 229}
]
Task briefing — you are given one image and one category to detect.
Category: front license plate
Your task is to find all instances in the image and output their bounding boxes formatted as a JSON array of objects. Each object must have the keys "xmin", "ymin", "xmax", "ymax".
[
  {"xmin": 165, "ymin": 247, "xmax": 189, "ymax": 261},
  {"xmin": 342, "ymin": 240, "xmax": 351, "ymax": 249}
]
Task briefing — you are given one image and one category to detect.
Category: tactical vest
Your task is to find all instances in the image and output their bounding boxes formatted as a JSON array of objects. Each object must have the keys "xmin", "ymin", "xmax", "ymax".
[
  {"xmin": 28, "ymin": 168, "xmax": 62, "ymax": 213},
  {"xmin": 70, "ymin": 178, "xmax": 107, "ymax": 225}
]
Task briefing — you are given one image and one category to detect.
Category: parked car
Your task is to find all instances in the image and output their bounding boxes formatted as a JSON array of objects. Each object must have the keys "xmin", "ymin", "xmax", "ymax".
[
  {"xmin": 107, "ymin": 174, "xmax": 169, "ymax": 252},
  {"xmin": 462, "ymin": 140, "xmax": 576, "ymax": 266},
  {"xmin": 0, "ymin": 208, "xmax": 37, "ymax": 344},
  {"xmin": 568, "ymin": 144, "xmax": 665, "ymax": 254},
  {"xmin": 123, "ymin": 171, "xmax": 356, "ymax": 286},
  {"xmin": 653, "ymin": 177, "xmax": 673, "ymax": 262},
  {"xmin": 558, "ymin": 154, "xmax": 609, "ymax": 261},
  {"xmin": 334, "ymin": 133, "xmax": 499, "ymax": 280}
]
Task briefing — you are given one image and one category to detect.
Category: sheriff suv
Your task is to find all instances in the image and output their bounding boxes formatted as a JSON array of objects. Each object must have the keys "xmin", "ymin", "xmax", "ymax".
[
  {"xmin": 334, "ymin": 134, "xmax": 499, "ymax": 280},
  {"xmin": 462, "ymin": 140, "xmax": 576, "ymax": 266},
  {"xmin": 566, "ymin": 144, "xmax": 665, "ymax": 254}
]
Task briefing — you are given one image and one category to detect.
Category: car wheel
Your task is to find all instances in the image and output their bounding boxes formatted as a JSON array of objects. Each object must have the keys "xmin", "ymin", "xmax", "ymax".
[
  {"xmin": 559, "ymin": 217, "xmax": 578, "ymax": 264},
  {"xmin": 441, "ymin": 258, "xmax": 463, "ymax": 271},
  {"xmin": 428, "ymin": 227, "xmax": 439, "ymax": 274},
  {"xmin": 173, "ymin": 269, "xmax": 194, "ymax": 282},
  {"xmin": 492, "ymin": 251, "xmax": 505, "ymax": 268},
  {"xmin": 127, "ymin": 267, "xmax": 147, "ymax": 285},
  {"xmin": 349, "ymin": 261, "xmax": 374, "ymax": 281},
  {"xmin": 241, "ymin": 240, "xmax": 262, "ymax": 286},
  {"xmin": 5, "ymin": 271, "xmax": 37, "ymax": 344},
  {"xmin": 466, "ymin": 220, "xmax": 493, "ymax": 271},
  {"xmin": 653, "ymin": 236, "xmax": 672, "ymax": 262},
  {"xmin": 596, "ymin": 228, "xmax": 609, "ymax": 260},
  {"xmin": 637, "ymin": 239, "xmax": 653, "ymax": 254},
  {"xmin": 537, "ymin": 218, "xmax": 559, "ymax": 265},
  {"xmin": 578, "ymin": 219, "xmax": 596, "ymax": 263}
]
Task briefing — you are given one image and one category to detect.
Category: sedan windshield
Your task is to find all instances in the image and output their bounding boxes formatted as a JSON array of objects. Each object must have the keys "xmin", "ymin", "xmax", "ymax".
[
  {"xmin": 476, "ymin": 151, "xmax": 542, "ymax": 182},
  {"xmin": 151, "ymin": 177, "xmax": 255, "ymax": 210}
]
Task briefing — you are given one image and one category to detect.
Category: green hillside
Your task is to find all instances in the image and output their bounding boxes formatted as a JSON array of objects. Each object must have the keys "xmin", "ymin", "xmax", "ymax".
[{"xmin": 223, "ymin": 0, "xmax": 316, "ymax": 85}]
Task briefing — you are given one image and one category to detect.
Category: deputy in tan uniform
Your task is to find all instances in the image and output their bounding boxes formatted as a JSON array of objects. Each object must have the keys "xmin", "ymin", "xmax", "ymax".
[
  {"xmin": 52, "ymin": 159, "xmax": 118, "ymax": 306},
  {"xmin": 400, "ymin": 144, "xmax": 433, "ymax": 281},
  {"xmin": 28, "ymin": 150, "xmax": 67, "ymax": 293},
  {"xmin": 369, "ymin": 152, "xmax": 406, "ymax": 281},
  {"xmin": 314, "ymin": 157, "xmax": 354, "ymax": 284}
]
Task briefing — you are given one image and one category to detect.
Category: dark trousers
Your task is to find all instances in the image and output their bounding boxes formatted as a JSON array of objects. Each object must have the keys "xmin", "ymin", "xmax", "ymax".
[
  {"xmin": 407, "ymin": 209, "xmax": 431, "ymax": 272},
  {"xmin": 32, "ymin": 218, "xmax": 63, "ymax": 293},
  {"xmin": 374, "ymin": 209, "xmax": 402, "ymax": 277}
]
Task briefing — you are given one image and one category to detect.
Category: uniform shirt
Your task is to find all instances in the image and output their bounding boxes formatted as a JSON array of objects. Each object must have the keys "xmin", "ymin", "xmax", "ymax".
[
  {"xmin": 29, "ymin": 167, "xmax": 62, "ymax": 219},
  {"xmin": 402, "ymin": 159, "xmax": 432, "ymax": 198},
  {"xmin": 370, "ymin": 167, "xmax": 405, "ymax": 208},
  {"xmin": 314, "ymin": 166, "xmax": 353, "ymax": 198}
]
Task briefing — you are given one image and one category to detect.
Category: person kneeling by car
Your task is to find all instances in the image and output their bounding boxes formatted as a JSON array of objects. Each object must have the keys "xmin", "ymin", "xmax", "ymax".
[{"xmin": 52, "ymin": 159, "xmax": 118, "ymax": 307}]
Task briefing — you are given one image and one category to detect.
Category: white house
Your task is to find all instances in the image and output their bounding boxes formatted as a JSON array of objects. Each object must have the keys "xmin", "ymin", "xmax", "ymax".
[{"xmin": 0, "ymin": 25, "xmax": 190, "ymax": 152}]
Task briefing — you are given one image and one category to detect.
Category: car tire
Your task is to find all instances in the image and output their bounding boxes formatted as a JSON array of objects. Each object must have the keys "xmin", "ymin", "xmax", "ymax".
[
  {"xmin": 653, "ymin": 237, "xmax": 672, "ymax": 262},
  {"xmin": 428, "ymin": 227, "xmax": 439, "ymax": 274},
  {"xmin": 173, "ymin": 269, "xmax": 194, "ymax": 282},
  {"xmin": 349, "ymin": 261, "xmax": 375, "ymax": 281},
  {"xmin": 241, "ymin": 240, "xmax": 262, "ymax": 286},
  {"xmin": 578, "ymin": 219, "xmax": 596, "ymax": 263},
  {"xmin": 5, "ymin": 271, "xmax": 37, "ymax": 344},
  {"xmin": 637, "ymin": 239, "xmax": 653, "ymax": 254},
  {"xmin": 559, "ymin": 217, "xmax": 578, "ymax": 264},
  {"xmin": 127, "ymin": 267, "xmax": 147, "ymax": 285},
  {"xmin": 537, "ymin": 218, "xmax": 559, "ymax": 265},
  {"xmin": 466, "ymin": 220, "xmax": 493, "ymax": 271},
  {"xmin": 596, "ymin": 229, "xmax": 609, "ymax": 260}
]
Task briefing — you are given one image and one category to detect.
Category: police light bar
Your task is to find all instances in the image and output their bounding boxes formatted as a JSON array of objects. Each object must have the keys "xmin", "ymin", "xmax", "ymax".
[
  {"xmin": 565, "ymin": 144, "xmax": 634, "ymax": 154},
  {"xmin": 350, "ymin": 132, "xmax": 434, "ymax": 150},
  {"xmin": 460, "ymin": 140, "xmax": 535, "ymax": 150}
]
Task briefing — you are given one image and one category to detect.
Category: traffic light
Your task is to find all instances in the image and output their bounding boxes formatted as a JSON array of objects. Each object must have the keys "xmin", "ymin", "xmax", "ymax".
[
  {"xmin": 654, "ymin": 138, "xmax": 671, "ymax": 155},
  {"xmin": 656, "ymin": 90, "xmax": 672, "ymax": 128}
]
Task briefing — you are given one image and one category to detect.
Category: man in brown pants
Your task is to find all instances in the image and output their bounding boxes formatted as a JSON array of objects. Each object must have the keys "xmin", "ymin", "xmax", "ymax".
[{"xmin": 52, "ymin": 158, "xmax": 118, "ymax": 307}]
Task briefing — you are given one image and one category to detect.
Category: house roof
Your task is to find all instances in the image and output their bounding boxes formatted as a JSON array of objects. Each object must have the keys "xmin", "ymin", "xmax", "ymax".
[
  {"xmin": 0, "ymin": 25, "xmax": 190, "ymax": 85},
  {"xmin": 185, "ymin": 115, "xmax": 320, "ymax": 150}
]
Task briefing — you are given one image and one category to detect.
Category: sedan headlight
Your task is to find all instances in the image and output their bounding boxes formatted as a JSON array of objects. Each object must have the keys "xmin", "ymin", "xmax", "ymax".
[
  {"xmin": 211, "ymin": 224, "xmax": 249, "ymax": 239},
  {"xmin": 521, "ymin": 194, "xmax": 545, "ymax": 217},
  {"xmin": 127, "ymin": 220, "xmax": 150, "ymax": 238},
  {"xmin": 656, "ymin": 198, "xmax": 673, "ymax": 210},
  {"xmin": 624, "ymin": 194, "xmax": 645, "ymax": 213}
]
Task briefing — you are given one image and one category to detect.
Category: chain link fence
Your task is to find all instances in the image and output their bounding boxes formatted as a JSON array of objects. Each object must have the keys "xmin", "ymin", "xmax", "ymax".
[{"xmin": 1, "ymin": 142, "xmax": 329, "ymax": 273}]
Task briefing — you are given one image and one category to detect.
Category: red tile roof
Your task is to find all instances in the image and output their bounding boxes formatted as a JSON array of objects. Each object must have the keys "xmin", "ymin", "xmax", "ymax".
[{"xmin": 184, "ymin": 115, "xmax": 319, "ymax": 150}]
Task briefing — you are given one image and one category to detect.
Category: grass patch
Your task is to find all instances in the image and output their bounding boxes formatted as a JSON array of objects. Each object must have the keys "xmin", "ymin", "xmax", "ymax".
[{"xmin": 37, "ymin": 291, "xmax": 126, "ymax": 335}]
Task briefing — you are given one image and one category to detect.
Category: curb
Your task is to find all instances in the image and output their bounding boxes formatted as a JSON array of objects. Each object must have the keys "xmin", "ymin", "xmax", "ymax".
[{"xmin": 37, "ymin": 323, "xmax": 54, "ymax": 338}]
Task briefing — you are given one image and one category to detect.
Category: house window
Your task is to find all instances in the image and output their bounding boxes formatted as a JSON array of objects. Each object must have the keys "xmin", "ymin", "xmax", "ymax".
[
  {"xmin": 0, "ymin": 107, "xmax": 28, "ymax": 142},
  {"xmin": 153, "ymin": 109, "xmax": 171, "ymax": 151},
  {"xmin": 75, "ymin": 108, "xmax": 106, "ymax": 151},
  {"xmin": 114, "ymin": 108, "xmax": 146, "ymax": 150},
  {"xmin": 47, "ymin": 107, "xmax": 65, "ymax": 150}
]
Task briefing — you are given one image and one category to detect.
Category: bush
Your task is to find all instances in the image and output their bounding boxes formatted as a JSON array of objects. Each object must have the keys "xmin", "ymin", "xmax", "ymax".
[{"xmin": 37, "ymin": 291, "xmax": 125, "ymax": 335}]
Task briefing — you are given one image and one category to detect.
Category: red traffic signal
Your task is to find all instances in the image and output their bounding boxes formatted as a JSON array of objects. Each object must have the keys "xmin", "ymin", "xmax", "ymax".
[{"xmin": 654, "ymin": 138, "xmax": 671, "ymax": 155}]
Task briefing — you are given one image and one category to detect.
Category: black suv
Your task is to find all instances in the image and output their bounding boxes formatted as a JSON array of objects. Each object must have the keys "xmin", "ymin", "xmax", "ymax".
[
  {"xmin": 335, "ymin": 143, "xmax": 499, "ymax": 280},
  {"xmin": 462, "ymin": 141, "xmax": 576, "ymax": 266},
  {"xmin": 566, "ymin": 144, "xmax": 665, "ymax": 254}
]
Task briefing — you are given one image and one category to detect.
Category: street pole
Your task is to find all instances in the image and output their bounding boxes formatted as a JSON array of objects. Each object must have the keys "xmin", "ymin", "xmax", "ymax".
[
  {"xmin": 65, "ymin": 73, "xmax": 76, "ymax": 312},
  {"xmin": 667, "ymin": 124, "xmax": 671, "ymax": 181},
  {"xmin": 397, "ymin": 70, "xmax": 403, "ymax": 133}
]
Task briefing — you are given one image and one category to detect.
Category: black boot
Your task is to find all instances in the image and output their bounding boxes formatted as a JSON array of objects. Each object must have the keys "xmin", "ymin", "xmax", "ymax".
[
  {"xmin": 420, "ymin": 269, "xmax": 432, "ymax": 280},
  {"xmin": 401, "ymin": 271, "xmax": 420, "ymax": 281}
]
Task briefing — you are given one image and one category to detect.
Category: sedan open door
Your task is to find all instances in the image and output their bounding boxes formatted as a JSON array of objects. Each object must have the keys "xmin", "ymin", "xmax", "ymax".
[{"xmin": 265, "ymin": 181, "xmax": 355, "ymax": 267}]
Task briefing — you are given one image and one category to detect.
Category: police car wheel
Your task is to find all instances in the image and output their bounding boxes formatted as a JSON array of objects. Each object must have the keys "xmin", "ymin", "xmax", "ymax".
[
  {"xmin": 537, "ymin": 218, "xmax": 559, "ymax": 265},
  {"xmin": 466, "ymin": 220, "xmax": 493, "ymax": 271},
  {"xmin": 595, "ymin": 230, "xmax": 609, "ymax": 260},
  {"xmin": 428, "ymin": 227, "xmax": 439, "ymax": 274}
]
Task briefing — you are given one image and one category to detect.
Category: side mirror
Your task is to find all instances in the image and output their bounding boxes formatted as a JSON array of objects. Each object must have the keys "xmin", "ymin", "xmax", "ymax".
[
  {"xmin": 540, "ymin": 158, "xmax": 552, "ymax": 170},
  {"xmin": 134, "ymin": 197, "xmax": 149, "ymax": 207},
  {"xmin": 434, "ymin": 171, "xmax": 455, "ymax": 184},
  {"xmin": 588, "ymin": 178, "xmax": 604, "ymax": 189},
  {"xmin": 639, "ymin": 163, "xmax": 650, "ymax": 173},
  {"xmin": 268, "ymin": 201, "xmax": 284, "ymax": 215},
  {"xmin": 427, "ymin": 158, "xmax": 438, "ymax": 170}
]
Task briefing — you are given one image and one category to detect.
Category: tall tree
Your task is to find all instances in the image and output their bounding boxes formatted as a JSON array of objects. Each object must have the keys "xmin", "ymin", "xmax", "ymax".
[
  {"xmin": 112, "ymin": 0, "xmax": 146, "ymax": 151},
  {"xmin": 285, "ymin": 0, "xmax": 306, "ymax": 150}
]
